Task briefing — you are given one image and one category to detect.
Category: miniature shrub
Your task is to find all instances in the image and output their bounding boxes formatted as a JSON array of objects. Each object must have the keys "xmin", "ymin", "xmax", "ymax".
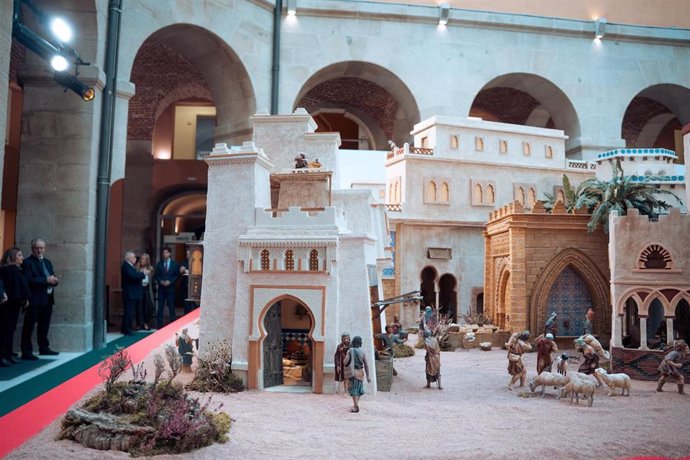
[{"xmin": 188, "ymin": 339, "xmax": 245, "ymax": 393}]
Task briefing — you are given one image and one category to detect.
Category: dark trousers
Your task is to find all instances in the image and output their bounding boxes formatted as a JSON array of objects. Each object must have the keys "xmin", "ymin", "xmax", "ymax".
[
  {"xmin": 21, "ymin": 303, "xmax": 52, "ymax": 355},
  {"xmin": 121, "ymin": 298, "xmax": 137, "ymax": 334},
  {"xmin": 0, "ymin": 300, "xmax": 22, "ymax": 359},
  {"xmin": 137, "ymin": 295, "xmax": 153, "ymax": 328},
  {"xmin": 157, "ymin": 286, "xmax": 176, "ymax": 328}
]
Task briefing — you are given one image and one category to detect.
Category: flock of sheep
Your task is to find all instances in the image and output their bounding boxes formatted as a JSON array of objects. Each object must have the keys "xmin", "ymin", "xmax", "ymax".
[{"xmin": 528, "ymin": 355, "xmax": 632, "ymax": 407}]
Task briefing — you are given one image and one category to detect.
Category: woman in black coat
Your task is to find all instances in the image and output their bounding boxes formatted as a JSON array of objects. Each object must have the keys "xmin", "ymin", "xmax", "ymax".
[{"xmin": 0, "ymin": 247, "xmax": 30, "ymax": 366}]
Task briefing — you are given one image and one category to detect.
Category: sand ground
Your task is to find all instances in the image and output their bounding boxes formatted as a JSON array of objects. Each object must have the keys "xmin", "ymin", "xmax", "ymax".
[{"xmin": 7, "ymin": 325, "xmax": 690, "ymax": 460}]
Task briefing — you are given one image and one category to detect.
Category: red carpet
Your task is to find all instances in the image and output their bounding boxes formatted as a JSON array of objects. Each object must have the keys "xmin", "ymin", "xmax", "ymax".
[{"xmin": 0, "ymin": 309, "xmax": 200, "ymax": 457}]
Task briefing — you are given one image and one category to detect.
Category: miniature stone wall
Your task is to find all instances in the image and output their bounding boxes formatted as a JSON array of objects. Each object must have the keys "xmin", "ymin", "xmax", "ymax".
[{"xmin": 484, "ymin": 201, "xmax": 609, "ymax": 338}]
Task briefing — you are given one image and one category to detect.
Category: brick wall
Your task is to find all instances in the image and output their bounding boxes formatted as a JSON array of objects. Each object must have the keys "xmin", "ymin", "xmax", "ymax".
[
  {"xmin": 128, "ymin": 42, "xmax": 212, "ymax": 141},
  {"xmin": 612, "ymin": 346, "xmax": 690, "ymax": 381}
]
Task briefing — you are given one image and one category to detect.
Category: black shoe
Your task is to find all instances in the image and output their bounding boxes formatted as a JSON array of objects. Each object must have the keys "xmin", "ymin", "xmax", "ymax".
[
  {"xmin": 22, "ymin": 354, "xmax": 38, "ymax": 361},
  {"xmin": 7, "ymin": 356, "xmax": 19, "ymax": 364},
  {"xmin": 39, "ymin": 349, "xmax": 59, "ymax": 356},
  {"xmin": 0, "ymin": 358, "xmax": 11, "ymax": 367}
]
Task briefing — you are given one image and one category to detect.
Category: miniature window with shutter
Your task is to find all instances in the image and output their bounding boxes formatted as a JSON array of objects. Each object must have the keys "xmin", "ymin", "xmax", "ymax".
[
  {"xmin": 499, "ymin": 139, "xmax": 508, "ymax": 154},
  {"xmin": 261, "ymin": 249, "xmax": 270, "ymax": 270},
  {"xmin": 523, "ymin": 142, "xmax": 531, "ymax": 156},
  {"xmin": 309, "ymin": 249, "xmax": 319, "ymax": 271},
  {"xmin": 285, "ymin": 249, "xmax": 294, "ymax": 271},
  {"xmin": 475, "ymin": 137, "xmax": 484, "ymax": 152},
  {"xmin": 451, "ymin": 135, "xmax": 459, "ymax": 149},
  {"xmin": 545, "ymin": 145, "xmax": 553, "ymax": 158},
  {"xmin": 486, "ymin": 184, "xmax": 495, "ymax": 204}
]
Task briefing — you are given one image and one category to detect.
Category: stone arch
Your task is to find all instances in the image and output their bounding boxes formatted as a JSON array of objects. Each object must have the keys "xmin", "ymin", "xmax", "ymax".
[
  {"xmin": 530, "ymin": 248, "xmax": 610, "ymax": 337},
  {"xmin": 420, "ymin": 266, "xmax": 439, "ymax": 309},
  {"xmin": 130, "ymin": 24, "xmax": 256, "ymax": 145},
  {"xmin": 293, "ymin": 61, "xmax": 420, "ymax": 147},
  {"xmin": 469, "ymin": 73, "xmax": 581, "ymax": 153},
  {"xmin": 615, "ymin": 288, "xmax": 650, "ymax": 316},
  {"xmin": 621, "ymin": 84, "xmax": 690, "ymax": 149},
  {"xmin": 641, "ymin": 291, "xmax": 671, "ymax": 317},
  {"xmin": 427, "ymin": 180, "xmax": 437, "ymax": 202},
  {"xmin": 495, "ymin": 266, "xmax": 511, "ymax": 330},
  {"xmin": 670, "ymin": 291, "xmax": 690, "ymax": 312}
]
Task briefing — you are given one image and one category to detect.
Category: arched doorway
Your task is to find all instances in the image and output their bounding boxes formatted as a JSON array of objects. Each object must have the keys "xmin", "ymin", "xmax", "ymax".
[
  {"xmin": 420, "ymin": 266, "xmax": 438, "ymax": 310},
  {"xmin": 674, "ymin": 299, "xmax": 690, "ymax": 343},
  {"xmin": 622, "ymin": 297, "xmax": 641, "ymax": 348},
  {"xmin": 469, "ymin": 73, "xmax": 581, "ymax": 154},
  {"xmin": 621, "ymin": 84, "xmax": 690, "ymax": 160},
  {"xmin": 157, "ymin": 191, "xmax": 207, "ymax": 258},
  {"xmin": 438, "ymin": 273, "xmax": 457, "ymax": 322},
  {"xmin": 496, "ymin": 269, "xmax": 510, "ymax": 329},
  {"xmin": 545, "ymin": 266, "xmax": 591, "ymax": 337},
  {"xmin": 294, "ymin": 61, "xmax": 420, "ymax": 148},
  {"xmin": 647, "ymin": 298, "xmax": 665, "ymax": 348},
  {"xmin": 263, "ymin": 298, "xmax": 314, "ymax": 389}
]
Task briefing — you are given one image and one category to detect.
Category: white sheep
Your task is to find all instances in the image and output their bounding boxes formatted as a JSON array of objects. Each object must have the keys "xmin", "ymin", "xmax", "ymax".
[
  {"xmin": 563, "ymin": 371, "xmax": 598, "ymax": 386},
  {"xmin": 595, "ymin": 368, "xmax": 631, "ymax": 397},
  {"xmin": 529, "ymin": 371, "xmax": 566, "ymax": 398},
  {"xmin": 555, "ymin": 353, "xmax": 569, "ymax": 375},
  {"xmin": 561, "ymin": 378, "xmax": 596, "ymax": 407}
]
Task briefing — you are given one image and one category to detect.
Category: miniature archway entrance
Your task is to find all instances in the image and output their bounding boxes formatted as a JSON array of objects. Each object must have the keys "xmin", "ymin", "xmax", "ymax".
[
  {"xmin": 438, "ymin": 274, "xmax": 458, "ymax": 322},
  {"xmin": 262, "ymin": 297, "xmax": 315, "ymax": 389},
  {"xmin": 674, "ymin": 299, "xmax": 690, "ymax": 343},
  {"xmin": 420, "ymin": 266, "xmax": 438, "ymax": 310}
]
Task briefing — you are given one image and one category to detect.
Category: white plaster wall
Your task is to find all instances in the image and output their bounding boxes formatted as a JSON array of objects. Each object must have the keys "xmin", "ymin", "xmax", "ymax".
[
  {"xmin": 199, "ymin": 149, "xmax": 272, "ymax": 349},
  {"xmin": 396, "ymin": 225, "xmax": 485, "ymax": 320}
]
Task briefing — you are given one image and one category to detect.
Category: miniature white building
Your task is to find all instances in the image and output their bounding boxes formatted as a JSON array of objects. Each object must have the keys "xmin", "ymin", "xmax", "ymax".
[
  {"xmin": 198, "ymin": 110, "xmax": 387, "ymax": 393},
  {"xmin": 386, "ymin": 116, "xmax": 596, "ymax": 327}
]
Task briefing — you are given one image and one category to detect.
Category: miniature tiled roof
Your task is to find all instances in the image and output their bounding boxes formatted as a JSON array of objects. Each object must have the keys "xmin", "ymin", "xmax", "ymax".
[{"xmin": 596, "ymin": 148, "xmax": 677, "ymax": 161}]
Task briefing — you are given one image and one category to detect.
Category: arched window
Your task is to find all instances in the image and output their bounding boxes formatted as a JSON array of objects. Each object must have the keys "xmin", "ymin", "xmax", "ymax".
[
  {"xmin": 473, "ymin": 183, "xmax": 483, "ymax": 204},
  {"xmin": 440, "ymin": 182, "xmax": 450, "ymax": 202},
  {"xmin": 261, "ymin": 249, "xmax": 270, "ymax": 270},
  {"xmin": 499, "ymin": 139, "xmax": 508, "ymax": 154},
  {"xmin": 486, "ymin": 184, "xmax": 495, "ymax": 204},
  {"xmin": 638, "ymin": 244, "xmax": 673, "ymax": 269},
  {"xmin": 285, "ymin": 249, "xmax": 294, "ymax": 271},
  {"xmin": 517, "ymin": 187, "xmax": 525, "ymax": 204},
  {"xmin": 545, "ymin": 145, "xmax": 553, "ymax": 158},
  {"xmin": 450, "ymin": 135, "xmax": 459, "ymax": 149},
  {"xmin": 475, "ymin": 137, "xmax": 484, "ymax": 151},
  {"xmin": 528, "ymin": 188, "xmax": 537, "ymax": 207},
  {"xmin": 309, "ymin": 249, "xmax": 319, "ymax": 271},
  {"xmin": 556, "ymin": 189, "xmax": 565, "ymax": 203},
  {"xmin": 427, "ymin": 181, "xmax": 437, "ymax": 202},
  {"xmin": 523, "ymin": 142, "xmax": 531, "ymax": 156}
]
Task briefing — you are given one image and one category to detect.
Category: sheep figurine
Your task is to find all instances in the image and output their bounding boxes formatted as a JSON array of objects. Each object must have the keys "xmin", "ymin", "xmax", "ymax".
[
  {"xmin": 563, "ymin": 371, "xmax": 598, "ymax": 386},
  {"xmin": 561, "ymin": 378, "xmax": 596, "ymax": 407},
  {"xmin": 529, "ymin": 371, "xmax": 566, "ymax": 398},
  {"xmin": 595, "ymin": 368, "xmax": 631, "ymax": 397},
  {"xmin": 555, "ymin": 353, "xmax": 569, "ymax": 375}
]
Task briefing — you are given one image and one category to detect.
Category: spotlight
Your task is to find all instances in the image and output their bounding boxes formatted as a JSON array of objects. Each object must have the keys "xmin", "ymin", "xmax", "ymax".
[
  {"xmin": 54, "ymin": 72, "xmax": 95, "ymax": 101},
  {"xmin": 594, "ymin": 17, "xmax": 607, "ymax": 39},
  {"xmin": 50, "ymin": 17, "xmax": 73, "ymax": 43},
  {"xmin": 50, "ymin": 54, "xmax": 68, "ymax": 71},
  {"xmin": 438, "ymin": 3, "xmax": 449, "ymax": 26},
  {"xmin": 286, "ymin": 0, "xmax": 297, "ymax": 16}
]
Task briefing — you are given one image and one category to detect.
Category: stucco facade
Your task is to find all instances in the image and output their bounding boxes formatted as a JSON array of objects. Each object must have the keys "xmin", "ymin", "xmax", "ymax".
[{"xmin": 200, "ymin": 112, "xmax": 384, "ymax": 393}]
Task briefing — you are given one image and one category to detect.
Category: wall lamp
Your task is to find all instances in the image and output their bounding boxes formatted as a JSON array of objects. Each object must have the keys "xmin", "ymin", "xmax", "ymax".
[
  {"xmin": 287, "ymin": 0, "xmax": 297, "ymax": 16},
  {"xmin": 594, "ymin": 17, "xmax": 607, "ymax": 39},
  {"xmin": 438, "ymin": 3, "xmax": 450, "ymax": 26},
  {"xmin": 12, "ymin": 0, "xmax": 94, "ymax": 101}
]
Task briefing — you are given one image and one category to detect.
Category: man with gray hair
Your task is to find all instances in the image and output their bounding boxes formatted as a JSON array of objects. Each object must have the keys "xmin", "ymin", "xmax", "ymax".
[
  {"xmin": 121, "ymin": 251, "xmax": 145, "ymax": 335},
  {"xmin": 21, "ymin": 238, "xmax": 60, "ymax": 359}
]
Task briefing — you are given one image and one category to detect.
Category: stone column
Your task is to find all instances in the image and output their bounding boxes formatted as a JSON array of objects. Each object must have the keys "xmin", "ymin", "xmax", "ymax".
[
  {"xmin": 199, "ymin": 143, "xmax": 272, "ymax": 349},
  {"xmin": 666, "ymin": 317, "xmax": 674, "ymax": 344},
  {"xmin": 15, "ymin": 63, "xmax": 104, "ymax": 352},
  {"xmin": 639, "ymin": 317, "xmax": 648, "ymax": 350},
  {"xmin": 612, "ymin": 314, "xmax": 623, "ymax": 348},
  {"xmin": 0, "ymin": 0, "xmax": 12, "ymax": 175}
]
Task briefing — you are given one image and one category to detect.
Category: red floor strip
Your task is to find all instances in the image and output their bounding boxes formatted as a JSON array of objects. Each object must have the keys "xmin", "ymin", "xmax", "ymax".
[{"xmin": 0, "ymin": 309, "xmax": 200, "ymax": 457}]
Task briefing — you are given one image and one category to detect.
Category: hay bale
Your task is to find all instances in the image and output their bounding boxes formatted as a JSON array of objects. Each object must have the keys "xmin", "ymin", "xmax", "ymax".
[
  {"xmin": 479, "ymin": 342, "xmax": 492, "ymax": 351},
  {"xmin": 393, "ymin": 343, "xmax": 414, "ymax": 358}
]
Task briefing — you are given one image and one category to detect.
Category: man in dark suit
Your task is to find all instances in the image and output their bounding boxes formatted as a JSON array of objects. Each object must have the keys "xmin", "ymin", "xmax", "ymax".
[
  {"xmin": 21, "ymin": 238, "xmax": 60, "ymax": 359},
  {"xmin": 121, "ymin": 251, "xmax": 145, "ymax": 335},
  {"xmin": 155, "ymin": 246, "xmax": 179, "ymax": 329}
]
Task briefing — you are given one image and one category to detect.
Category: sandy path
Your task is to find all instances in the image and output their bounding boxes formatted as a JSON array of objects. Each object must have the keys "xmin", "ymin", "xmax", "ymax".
[{"xmin": 6, "ymin": 330, "xmax": 690, "ymax": 459}]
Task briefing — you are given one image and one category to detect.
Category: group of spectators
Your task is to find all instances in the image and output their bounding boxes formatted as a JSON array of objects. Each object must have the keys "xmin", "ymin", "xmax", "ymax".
[
  {"xmin": 120, "ymin": 246, "xmax": 196, "ymax": 335},
  {"xmin": 0, "ymin": 239, "xmax": 59, "ymax": 367}
]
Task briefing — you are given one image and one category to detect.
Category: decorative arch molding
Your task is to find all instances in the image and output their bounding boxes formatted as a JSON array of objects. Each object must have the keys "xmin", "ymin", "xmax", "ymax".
[
  {"xmin": 247, "ymin": 286, "xmax": 326, "ymax": 392},
  {"xmin": 670, "ymin": 291, "xmax": 690, "ymax": 311},
  {"xmin": 153, "ymin": 83, "xmax": 213, "ymax": 123},
  {"xmin": 641, "ymin": 291, "xmax": 672, "ymax": 316},
  {"xmin": 419, "ymin": 265, "xmax": 439, "ymax": 284},
  {"xmin": 637, "ymin": 243, "xmax": 674, "ymax": 270},
  {"xmin": 495, "ymin": 266, "xmax": 511, "ymax": 330},
  {"xmin": 530, "ymin": 248, "xmax": 609, "ymax": 336},
  {"xmin": 615, "ymin": 287, "xmax": 652, "ymax": 315}
]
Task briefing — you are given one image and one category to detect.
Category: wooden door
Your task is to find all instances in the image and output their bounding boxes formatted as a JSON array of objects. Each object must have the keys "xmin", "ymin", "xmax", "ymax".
[{"xmin": 263, "ymin": 302, "xmax": 283, "ymax": 388}]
